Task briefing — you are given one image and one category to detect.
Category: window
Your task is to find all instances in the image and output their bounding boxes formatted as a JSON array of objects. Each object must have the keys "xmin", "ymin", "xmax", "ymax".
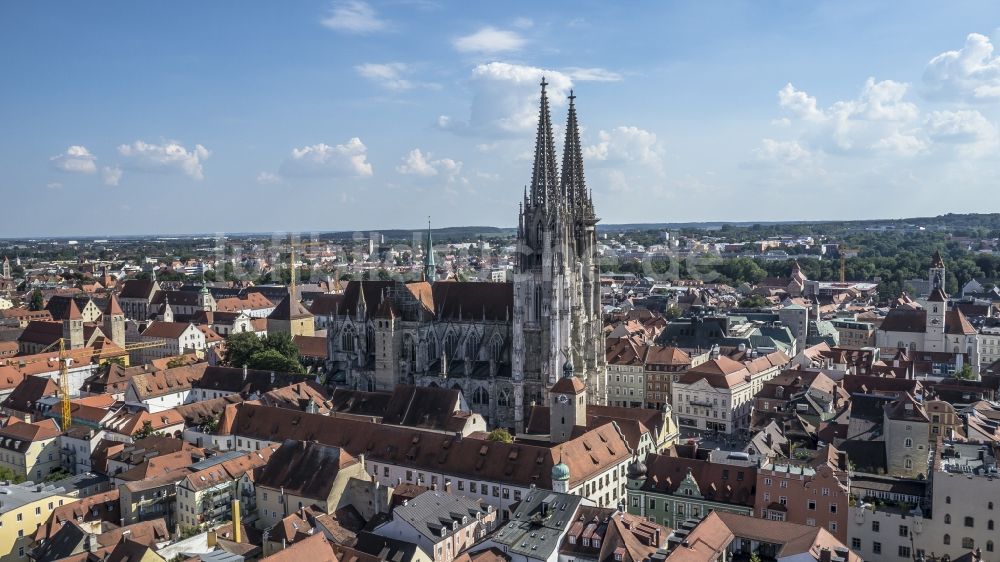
[
  {"xmin": 946, "ymin": 496, "xmax": 952, "ymax": 504},
  {"xmin": 851, "ymin": 538, "xmax": 861, "ymax": 550},
  {"xmin": 830, "ymin": 504, "xmax": 837, "ymax": 514},
  {"xmin": 904, "ymin": 459, "xmax": 913, "ymax": 469},
  {"xmin": 944, "ymin": 534, "xmax": 951, "ymax": 545},
  {"xmin": 962, "ymin": 538, "xmax": 975, "ymax": 549},
  {"xmin": 904, "ymin": 437, "xmax": 912, "ymax": 448},
  {"xmin": 987, "ymin": 541, "xmax": 994, "ymax": 553},
  {"xmin": 808, "ymin": 500, "xmax": 816, "ymax": 510},
  {"xmin": 965, "ymin": 516, "xmax": 974, "ymax": 527},
  {"xmin": 873, "ymin": 542, "xmax": 882, "ymax": 555},
  {"xmin": 872, "ymin": 521, "xmax": 880, "ymax": 532},
  {"xmin": 945, "ymin": 514, "xmax": 951, "ymax": 524},
  {"xmin": 989, "ymin": 520, "xmax": 994, "ymax": 531},
  {"xmin": 899, "ymin": 525, "xmax": 908, "ymax": 537},
  {"xmin": 899, "ymin": 546, "xmax": 911, "ymax": 558}
]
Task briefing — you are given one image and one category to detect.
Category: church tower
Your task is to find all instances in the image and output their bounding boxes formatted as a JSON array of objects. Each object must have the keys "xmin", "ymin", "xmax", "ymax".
[
  {"xmin": 1, "ymin": 256, "xmax": 10, "ymax": 279},
  {"xmin": 550, "ymin": 359, "xmax": 587, "ymax": 444},
  {"xmin": 423, "ymin": 218, "xmax": 437, "ymax": 282},
  {"xmin": 62, "ymin": 299, "xmax": 85, "ymax": 350},
  {"xmin": 102, "ymin": 294, "xmax": 126, "ymax": 348},
  {"xmin": 511, "ymin": 80, "xmax": 606, "ymax": 433},
  {"xmin": 929, "ymin": 250, "xmax": 946, "ymax": 294}
]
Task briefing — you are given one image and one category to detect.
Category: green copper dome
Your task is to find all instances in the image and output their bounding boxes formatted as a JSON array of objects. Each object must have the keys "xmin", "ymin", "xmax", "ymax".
[{"xmin": 551, "ymin": 460, "xmax": 571, "ymax": 482}]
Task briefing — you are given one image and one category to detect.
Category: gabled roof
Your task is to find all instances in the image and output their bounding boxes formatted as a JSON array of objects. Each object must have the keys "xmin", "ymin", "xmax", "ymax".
[
  {"xmin": 256, "ymin": 439, "xmax": 359, "ymax": 500},
  {"xmin": 269, "ymin": 295, "xmax": 313, "ymax": 321},
  {"xmin": 118, "ymin": 279, "xmax": 159, "ymax": 299},
  {"xmin": 0, "ymin": 375, "xmax": 59, "ymax": 414},
  {"xmin": 104, "ymin": 294, "xmax": 123, "ymax": 316}
]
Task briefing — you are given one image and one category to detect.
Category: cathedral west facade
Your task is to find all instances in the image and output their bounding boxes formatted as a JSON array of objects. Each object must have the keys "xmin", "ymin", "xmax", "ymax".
[{"xmin": 325, "ymin": 81, "xmax": 606, "ymax": 432}]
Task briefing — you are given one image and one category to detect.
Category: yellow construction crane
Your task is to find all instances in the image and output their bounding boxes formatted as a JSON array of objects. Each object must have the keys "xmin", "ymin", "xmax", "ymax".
[
  {"xmin": 22, "ymin": 337, "xmax": 169, "ymax": 430},
  {"xmin": 839, "ymin": 248, "xmax": 860, "ymax": 283}
]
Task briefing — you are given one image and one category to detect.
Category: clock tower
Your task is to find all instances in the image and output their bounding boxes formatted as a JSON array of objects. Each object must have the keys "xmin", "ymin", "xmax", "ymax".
[{"xmin": 550, "ymin": 357, "xmax": 587, "ymax": 444}]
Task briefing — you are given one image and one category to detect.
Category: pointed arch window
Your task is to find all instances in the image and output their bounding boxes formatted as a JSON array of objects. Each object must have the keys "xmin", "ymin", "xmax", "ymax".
[
  {"xmin": 472, "ymin": 387, "xmax": 490, "ymax": 406},
  {"xmin": 366, "ymin": 326, "xmax": 376, "ymax": 354},
  {"xmin": 465, "ymin": 333, "xmax": 480, "ymax": 361},
  {"xmin": 445, "ymin": 331, "xmax": 459, "ymax": 358},
  {"xmin": 341, "ymin": 325, "xmax": 356, "ymax": 353},
  {"xmin": 490, "ymin": 336, "xmax": 504, "ymax": 362},
  {"xmin": 403, "ymin": 335, "xmax": 416, "ymax": 364},
  {"xmin": 498, "ymin": 390, "xmax": 510, "ymax": 407}
]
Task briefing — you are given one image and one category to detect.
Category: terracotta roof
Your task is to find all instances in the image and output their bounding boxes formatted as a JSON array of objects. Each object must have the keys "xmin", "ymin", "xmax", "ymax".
[
  {"xmin": 129, "ymin": 363, "xmax": 208, "ymax": 400},
  {"xmin": 256, "ymin": 439, "xmax": 359, "ymax": 500},
  {"xmin": 294, "ymin": 335, "xmax": 329, "ymax": 359},
  {"xmin": 551, "ymin": 375, "xmax": 587, "ymax": 394},
  {"xmin": 104, "ymin": 294, "xmax": 124, "ymax": 316},
  {"xmin": 0, "ymin": 365, "xmax": 25, "ymax": 391},
  {"xmin": 639, "ymin": 451, "xmax": 756, "ymax": 508},
  {"xmin": 945, "ymin": 308, "xmax": 977, "ymax": 335},
  {"xmin": 645, "ymin": 345, "xmax": 692, "ymax": 366},
  {"xmin": 224, "ymin": 403, "xmax": 631, "ymax": 489},
  {"xmin": 0, "ymin": 418, "xmax": 61, "ymax": 451},
  {"xmin": 261, "ymin": 532, "xmax": 338, "ymax": 562},
  {"xmin": 34, "ymin": 489, "xmax": 121, "ymax": 542}
]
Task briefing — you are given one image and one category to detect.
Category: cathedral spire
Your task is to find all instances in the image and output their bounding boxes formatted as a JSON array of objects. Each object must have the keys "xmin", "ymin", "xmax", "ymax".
[
  {"xmin": 561, "ymin": 89, "xmax": 587, "ymax": 216},
  {"xmin": 529, "ymin": 77, "xmax": 559, "ymax": 209},
  {"xmin": 423, "ymin": 217, "xmax": 436, "ymax": 282}
]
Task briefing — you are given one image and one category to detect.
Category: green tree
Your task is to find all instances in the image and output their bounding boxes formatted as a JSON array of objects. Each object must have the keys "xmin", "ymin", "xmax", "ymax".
[
  {"xmin": 29, "ymin": 289, "xmax": 44, "ymax": 311},
  {"xmin": 954, "ymin": 365, "xmax": 975, "ymax": 380},
  {"xmin": 223, "ymin": 332, "xmax": 264, "ymax": 368},
  {"xmin": 487, "ymin": 428, "xmax": 514, "ymax": 443},
  {"xmin": 247, "ymin": 349, "xmax": 303, "ymax": 373}
]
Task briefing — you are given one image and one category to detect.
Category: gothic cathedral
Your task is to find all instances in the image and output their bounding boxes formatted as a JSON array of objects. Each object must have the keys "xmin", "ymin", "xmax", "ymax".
[{"xmin": 327, "ymin": 81, "xmax": 606, "ymax": 433}]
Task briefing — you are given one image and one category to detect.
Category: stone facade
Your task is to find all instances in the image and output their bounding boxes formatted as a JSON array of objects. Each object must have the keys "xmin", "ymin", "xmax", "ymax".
[{"xmin": 326, "ymin": 83, "xmax": 606, "ymax": 432}]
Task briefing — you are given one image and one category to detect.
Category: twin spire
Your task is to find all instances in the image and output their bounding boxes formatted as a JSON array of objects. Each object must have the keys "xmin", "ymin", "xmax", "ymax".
[{"xmin": 527, "ymin": 79, "xmax": 594, "ymax": 220}]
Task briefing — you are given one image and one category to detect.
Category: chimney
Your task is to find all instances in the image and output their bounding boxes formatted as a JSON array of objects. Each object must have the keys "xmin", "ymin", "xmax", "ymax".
[
  {"xmin": 819, "ymin": 547, "xmax": 832, "ymax": 562},
  {"xmin": 232, "ymin": 499, "xmax": 242, "ymax": 543},
  {"xmin": 444, "ymin": 479, "xmax": 452, "ymax": 493},
  {"xmin": 207, "ymin": 530, "xmax": 218, "ymax": 548}
]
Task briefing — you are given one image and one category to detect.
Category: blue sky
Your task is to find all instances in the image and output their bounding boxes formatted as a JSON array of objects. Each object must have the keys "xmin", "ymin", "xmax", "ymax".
[{"xmin": 2, "ymin": 1, "xmax": 1000, "ymax": 237}]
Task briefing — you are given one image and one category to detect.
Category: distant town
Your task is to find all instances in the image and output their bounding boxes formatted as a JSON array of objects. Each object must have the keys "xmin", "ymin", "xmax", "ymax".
[{"xmin": 2, "ymin": 87, "xmax": 1000, "ymax": 562}]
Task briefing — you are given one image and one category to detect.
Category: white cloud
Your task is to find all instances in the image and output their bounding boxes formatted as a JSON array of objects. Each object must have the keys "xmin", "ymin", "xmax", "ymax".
[
  {"xmin": 584, "ymin": 126, "xmax": 665, "ymax": 174},
  {"xmin": 280, "ymin": 138, "xmax": 374, "ymax": 177},
  {"xmin": 355, "ymin": 63, "xmax": 412, "ymax": 90},
  {"xmin": 256, "ymin": 171, "xmax": 282, "ymax": 184},
  {"xmin": 778, "ymin": 83, "xmax": 824, "ymax": 122},
  {"xmin": 117, "ymin": 140, "xmax": 211, "ymax": 180},
  {"xmin": 50, "ymin": 145, "xmax": 97, "ymax": 174},
  {"xmin": 777, "ymin": 78, "xmax": 924, "ymax": 156},
  {"xmin": 46, "ymin": 182, "xmax": 63, "ymax": 189},
  {"xmin": 924, "ymin": 109, "xmax": 997, "ymax": 143},
  {"xmin": 566, "ymin": 67, "xmax": 622, "ymax": 82},
  {"xmin": 751, "ymin": 139, "xmax": 812, "ymax": 166},
  {"xmin": 320, "ymin": 0, "xmax": 387, "ymax": 33},
  {"xmin": 102, "ymin": 166, "xmax": 122, "ymax": 186},
  {"xmin": 439, "ymin": 62, "xmax": 573, "ymax": 136},
  {"xmin": 923, "ymin": 33, "xmax": 1000, "ymax": 101},
  {"xmin": 512, "ymin": 17, "xmax": 534, "ymax": 29},
  {"xmin": 396, "ymin": 148, "xmax": 462, "ymax": 179},
  {"xmin": 354, "ymin": 62, "xmax": 438, "ymax": 91},
  {"xmin": 453, "ymin": 27, "xmax": 525, "ymax": 54}
]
